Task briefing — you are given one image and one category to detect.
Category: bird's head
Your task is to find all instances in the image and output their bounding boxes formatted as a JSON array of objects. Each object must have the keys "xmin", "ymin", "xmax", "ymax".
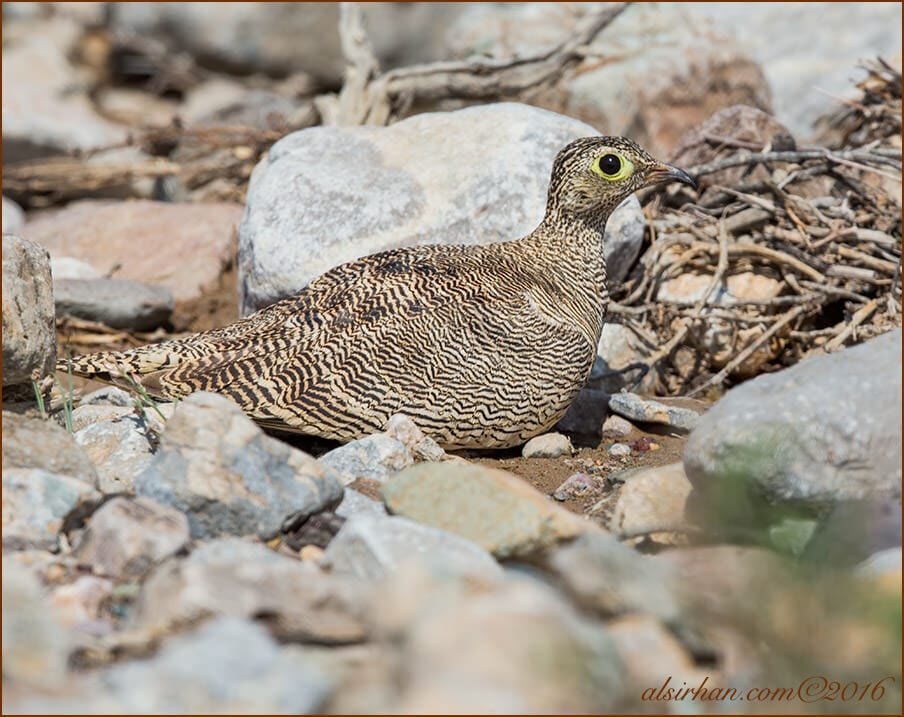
[{"xmin": 546, "ymin": 136, "xmax": 696, "ymax": 221}]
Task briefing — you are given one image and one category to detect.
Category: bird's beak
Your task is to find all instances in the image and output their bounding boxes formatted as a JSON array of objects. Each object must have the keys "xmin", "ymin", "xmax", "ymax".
[{"xmin": 647, "ymin": 163, "xmax": 697, "ymax": 190}]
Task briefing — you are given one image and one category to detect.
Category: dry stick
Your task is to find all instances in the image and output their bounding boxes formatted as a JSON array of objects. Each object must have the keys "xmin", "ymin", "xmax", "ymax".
[
  {"xmin": 686, "ymin": 305, "xmax": 807, "ymax": 398},
  {"xmin": 336, "ymin": 3, "xmax": 627, "ymax": 125},
  {"xmin": 335, "ymin": 3, "xmax": 381, "ymax": 126},
  {"xmin": 822, "ymin": 299, "xmax": 880, "ymax": 352},
  {"xmin": 688, "ymin": 149, "xmax": 902, "ymax": 180}
]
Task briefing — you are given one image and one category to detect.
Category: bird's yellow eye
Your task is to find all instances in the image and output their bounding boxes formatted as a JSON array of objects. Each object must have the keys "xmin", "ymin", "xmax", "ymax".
[{"xmin": 591, "ymin": 153, "xmax": 634, "ymax": 181}]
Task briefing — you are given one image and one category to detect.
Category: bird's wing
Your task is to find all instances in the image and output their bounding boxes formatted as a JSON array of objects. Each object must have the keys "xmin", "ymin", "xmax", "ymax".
[{"xmin": 60, "ymin": 243, "xmax": 529, "ymax": 405}]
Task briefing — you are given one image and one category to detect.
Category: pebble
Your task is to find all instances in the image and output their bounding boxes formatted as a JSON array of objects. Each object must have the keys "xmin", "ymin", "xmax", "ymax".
[
  {"xmin": 2, "ymin": 235, "xmax": 56, "ymax": 385},
  {"xmin": 2, "ymin": 195, "xmax": 25, "ymax": 234},
  {"xmin": 74, "ymin": 416, "xmax": 154, "ymax": 495},
  {"xmin": 53, "ymin": 277, "xmax": 175, "ymax": 331},
  {"xmin": 382, "ymin": 461, "xmax": 597, "ymax": 560},
  {"xmin": 552, "ymin": 473, "xmax": 605, "ymax": 502},
  {"xmin": 601, "ymin": 414, "xmax": 633, "ymax": 439},
  {"xmin": 323, "ymin": 514, "xmax": 502, "ymax": 581},
  {"xmin": 50, "ymin": 256, "xmax": 103, "ymax": 280},
  {"xmin": 73, "ymin": 496, "xmax": 190, "ymax": 580},
  {"xmin": 522, "ymin": 432, "xmax": 573, "ymax": 459},
  {"xmin": 608, "ymin": 442, "xmax": 632, "ymax": 457},
  {"xmin": 135, "ymin": 392, "xmax": 343, "ymax": 540},
  {"xmin": 78, "ymin": 386, "xmax": 134, "ymax": 408},
  {"xmin": 2, "ymin": 468, "xmax": 102, "ymax": 552},
  {"xmin": 609, "ymin": 392, "xmax": 701, "ymax": 430},
  {"xmin": 608, "ymin": 462, "xmax": 693, "ymax": 538},
  {"xmin": 136, "ymin": 537, "xmax": 370, "ymax": 645}
]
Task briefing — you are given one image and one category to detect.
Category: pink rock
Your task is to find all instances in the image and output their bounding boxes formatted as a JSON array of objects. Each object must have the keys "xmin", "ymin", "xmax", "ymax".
[{"xmin": 24, "ymin": 199, "xmax": 241, "ymax": 303}]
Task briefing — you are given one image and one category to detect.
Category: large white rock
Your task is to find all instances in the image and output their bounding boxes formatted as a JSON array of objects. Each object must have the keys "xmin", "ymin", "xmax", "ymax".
[{"xmin": 238, "ymin": 102, "xmax": 645, "ymax": 315}]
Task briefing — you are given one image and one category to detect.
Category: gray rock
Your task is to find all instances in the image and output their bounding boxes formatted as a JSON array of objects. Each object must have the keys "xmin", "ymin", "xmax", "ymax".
[
  {"xmin": 684, "ymin": 329, "xmax": 902, "ymax": 505},
  {"xmin": 602, "ymin": 414, "xmax": 634, "ymax": 439},
  {"xmin": 607, "ymin": 442, "xmax": 632, "ymax": 457},
  {"xmin": 135, "ymin": 392, "xmax": 344, "ymax": 540},
  {"xmin": 319, "ymin": 433, "xmax": 414, "ymax": 486},
  {"xmin": 136, "ymin": 537, "xmax": 369, "ymax": 645},
  {"xmin": 99, "ymin": 617, "xmax": 332, "ymax": 714},
  {"xmin": 53, "ymin": 278, "xmax": 174, "ymax": 331},
  {"xmin": 74, "ymin": 416, "xmax": 154, "ymax": 494},
  {"xmin": 2, "ymin": 235, "xmax": 56, "ymax": 384},
  {"xmin": 610, "ymin": 392, "xmax": 701, "ymax": 430},
  {"xmin": 1, "ymin": 33, "xmax": 126, "ymax": 162},
  {"xmin": 110, "ymin": 4, "xmax": 465, "ymax": 85},
  {"xmin": 543, "ymin": 531, "xmax": 681, "ymax": 623},
  {"xmin": 335, "ymin": 488, "xmax": 388, "ymax": 520},
  {"xmin": 238, "ymin": 103, "xmax": 644, "ymax": 314},
  {"xmin": 324, "ymin": 514, "xmax": 501, "ymax": 581},
  {"xmin": 2, "ymin": 411, "xmax": 99, "ymax": 487},
  {"xmin": 2, "ymin": 195, "xmax": 25, "ymax": 234},
  {"xmin": 381, "ymin": 461, "xmax": 597, "ymax": 560},
  {"xmin": 608, "ymin": 462, "xmax": 692, "ymax": 538},
  {"xmin": 445, "ymin": 4, "xmax": 770, "ymax": 157},
  {"xmin": 2, "ymin": 468, "xmax": 102, "ymax": 552},
  {"xmin": 50, "ymin": 256, "xmax": 103, "ymax": 281},
  {"xmin": 73, "ymin": 497, "xmax": 189, "ymax": 580},
  {"xmin": 522, "ymin": 432, "xmax": 573, "ymax": 459},
  {"xmin": 2, "ymin": 560, "xmax": 71, "ymax": 688}
]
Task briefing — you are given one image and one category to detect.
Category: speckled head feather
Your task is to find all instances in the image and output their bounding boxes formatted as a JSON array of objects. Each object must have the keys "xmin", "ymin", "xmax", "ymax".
[
  {"xmin": 59, "ymin": 137, "xmax": 695, "ymax": 449},
  {"xmin": 547, "ymin": 136, "xmax": 695, "ymax": 221}
]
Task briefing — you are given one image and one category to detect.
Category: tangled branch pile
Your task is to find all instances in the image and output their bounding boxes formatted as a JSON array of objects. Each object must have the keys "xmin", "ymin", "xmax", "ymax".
[{"xmin": 611, "ymin": 76, "xmax": 901, "ymax": 397}]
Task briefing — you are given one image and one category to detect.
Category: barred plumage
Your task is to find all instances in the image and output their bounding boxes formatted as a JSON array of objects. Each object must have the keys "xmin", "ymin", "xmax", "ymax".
[{"xmin": 59, "ymin": 137, "xmax": 694, "ymax": 449}]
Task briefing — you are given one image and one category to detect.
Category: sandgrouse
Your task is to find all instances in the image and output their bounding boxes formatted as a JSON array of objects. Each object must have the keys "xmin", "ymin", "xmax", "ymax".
[{"xmin": 59, "ymin": 136, "xmax": 695, "ymax": 449}]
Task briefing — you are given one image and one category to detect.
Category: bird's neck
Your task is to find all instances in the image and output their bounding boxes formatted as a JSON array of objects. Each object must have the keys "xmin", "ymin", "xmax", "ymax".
[{"xmin": 528, "ymin": 208, "xmax": 610, "ymax": 266}]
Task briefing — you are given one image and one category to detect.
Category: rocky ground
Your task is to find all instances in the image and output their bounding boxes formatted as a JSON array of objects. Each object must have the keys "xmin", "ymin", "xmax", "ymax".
[{"xmin": 2, "ymin": 3, "xmax": 902, "ymax": 715}]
